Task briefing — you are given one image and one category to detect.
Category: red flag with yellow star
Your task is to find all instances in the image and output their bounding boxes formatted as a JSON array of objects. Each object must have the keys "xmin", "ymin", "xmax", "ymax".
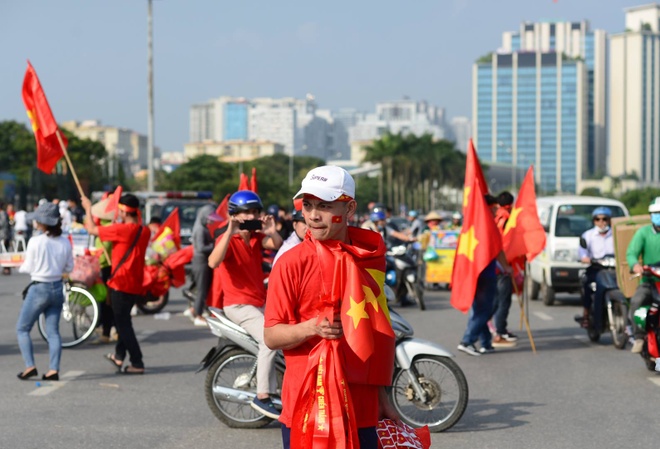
[
  {"xmin": 450, "ymin": 142, "xmax": 502, "ymax": 312},
  {"xmin": 502, "ymin": 166, "xmax": 546, "ymax": 262},
  {"xmin": 21, "ymin": 61, "xmax": 67, "ymax": 174}
]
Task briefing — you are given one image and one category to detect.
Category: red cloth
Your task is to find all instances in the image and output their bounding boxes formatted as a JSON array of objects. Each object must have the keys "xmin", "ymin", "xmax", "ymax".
[
  {"xmin": 450, "ymin": 141, "xmax": 503, "ymax": 313},
  {"xmin": 164, "ymin": 245, "xmax": 193, "ymax": 288},
  {"xmin": 21, "ymin": 61, "xmax": 66, "ymax": 173},
  {"xmin": 465, "ymin": 138, "xmax": 489, "ymax": 195},
  {"xmin": 238, "ymin": 173, "xmax": 250, "ymax": 191},
  {"xmin": 208, "ymin": 194, "xmax": 230, "ymax": 236},
  {"xmin": 265, "ymin": 227, "xmax": 395, "ymax": 430},
  {"xmin": 98, "ymin": 223, "xmax": 150, "ymax": 295},
  {"xmin": 104, "ymin": 185, "xmax": 123, "ymax": 217},
  {"xmin": 250, "ymin": 167, "xmax": 258, "ymax": 193},
  {"xmin": 502, "ymin": 167, "xmax": 546, "ymax": 262},
  {"xmin": 215, "ymin": 233, "xmax": 266, "ymax": 308}
]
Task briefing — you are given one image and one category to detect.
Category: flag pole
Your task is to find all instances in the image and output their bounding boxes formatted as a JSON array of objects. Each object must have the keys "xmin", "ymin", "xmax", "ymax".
[
  {"xmin": 55, "ymin": 130, "xmax": 84, "ymax": 198},
  {"xmin": 512, "ymin": 276, "xmax": 537, "ymax": 354}
]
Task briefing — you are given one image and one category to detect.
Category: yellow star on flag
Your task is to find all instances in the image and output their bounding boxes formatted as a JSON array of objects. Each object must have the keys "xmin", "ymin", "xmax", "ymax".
[
  {"xmin": 346, "ymin": 295, "xmax": 370, "ymax": 329},
  {"xmin": 504, "ymin": 206, "xmax": 523, "ymax": 236},
  {"xmin": 363, "ymin": 268, "xmax": 391, "ymax": 322},
  {"xmin": 457, "ymin": 226, "xmax": 479, "ymax": 262},
  {"xmin": 26, "ymin": 109, "xmax": 39, "ymax": 132},
  {"xmin": 463, "ymin": 186, "xmax": 471, "ymax": 207}
]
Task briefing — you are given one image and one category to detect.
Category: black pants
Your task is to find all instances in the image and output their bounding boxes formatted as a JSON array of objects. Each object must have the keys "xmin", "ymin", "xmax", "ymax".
[
  {"xmin": 630, "ymin": 283, "xmax": 654, "ymax": 339},
  {"xmin": 110, "ymin": 289, "xmax": 144, "ymax": 369},
  {"xmin": 191, "ymin": 257, "xmax": 212, "ymax": 316},
  {"xmin": 99, "ymin": 266, "xmax": 114, "ymax": 337},
  {"xmin": 281, "ymin": 426, "xmax": 377, "ymax": 449}
]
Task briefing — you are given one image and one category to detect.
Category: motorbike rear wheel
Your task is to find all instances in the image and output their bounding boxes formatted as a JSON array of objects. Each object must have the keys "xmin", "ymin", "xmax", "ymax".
[
  {"xmin": 136, "ymin": 291, "xmax": 169, "ymax": 314},
  {"xmin": 205, "ymin": 349, "xmax": 282, "ymax": 429},
  {"xmin": 609, "ymin": 292, "xmax": 628, "ymax": 350},
  {"xmin": 389, "ymin": 355, "xmax": 468, "ymax": 432}
]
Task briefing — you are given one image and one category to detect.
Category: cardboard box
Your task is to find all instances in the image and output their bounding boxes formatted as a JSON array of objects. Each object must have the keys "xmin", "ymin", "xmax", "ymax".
[{"xmin": 611, "ymin": 215, "xmax": 650, "ymax": 298}]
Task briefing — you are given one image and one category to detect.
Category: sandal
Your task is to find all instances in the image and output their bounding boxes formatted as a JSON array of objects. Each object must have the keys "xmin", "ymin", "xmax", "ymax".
[
  {"xmin": 104, "ymin": 353, "xmax": 123, "ymax": 370},
  {"xmin": 118, "ymin": 366, "xmax": 145, "ymax": 375}
]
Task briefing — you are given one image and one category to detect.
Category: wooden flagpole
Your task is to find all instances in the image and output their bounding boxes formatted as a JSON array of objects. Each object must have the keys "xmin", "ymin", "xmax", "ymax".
[{"xmin": 512, "ymin": 275, "xmax": 537, "ymax": 354}]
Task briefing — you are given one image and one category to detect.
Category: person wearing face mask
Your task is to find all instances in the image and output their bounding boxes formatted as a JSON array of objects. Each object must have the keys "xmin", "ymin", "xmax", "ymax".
[
  {"xmin": 627, "ymin": 197, "xmax": 660, "ymax": 353},
  {"xmin": 577, "ymin": 207, "xmax": 615, "ymax": 329}
]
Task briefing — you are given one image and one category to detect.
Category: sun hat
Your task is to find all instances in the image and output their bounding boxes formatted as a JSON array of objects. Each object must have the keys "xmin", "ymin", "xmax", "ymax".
[
  {"xmin": 293, "ymin": 165, "xmax": 355, "ymax": 201},
  {"xmin": 27, "ymin": 202, "xmax": 61, "ymax": 226},
  {"xmin": 424, "ymin": 211, "xmax": 443, "ymax": 222}
]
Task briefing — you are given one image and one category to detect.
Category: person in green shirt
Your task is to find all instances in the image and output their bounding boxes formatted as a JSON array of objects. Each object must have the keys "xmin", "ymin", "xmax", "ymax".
[{"xmin": 626, "ymin": 197, "xmax": 660, "ymax": 353}]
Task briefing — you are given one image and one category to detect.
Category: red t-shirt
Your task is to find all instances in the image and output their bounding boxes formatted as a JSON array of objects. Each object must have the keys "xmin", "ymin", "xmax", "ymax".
[
  {"xmin": 264, "ymin": 237, "xmax": 380, "ymax": 428},
  {"xmin": 98, "ymin": 223, "xmax": 150, "ymax": 295},
  {"xmin": 217, "ymin": 233, "xmax": 266, "ymax": 308}
]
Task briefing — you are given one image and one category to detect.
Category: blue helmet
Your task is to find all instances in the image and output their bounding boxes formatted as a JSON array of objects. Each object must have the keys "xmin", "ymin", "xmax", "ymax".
[
  {"xmin": 408, "ymin": 210, "xmax": 418, "ymax": 218},
  {"xmin": 266, "ymin": 204, "xmax": 279, "ymax": 217},
  {"xmin": 592, "ymin": 206, "xmax": 612, "ymax": 218},
  {"xmin": 228, "ymin": 190, "xmax": 263, "ymax": 215},
  {"xmin": 370, "ymin": 211, "xmax": 386, "ymax": 222}
]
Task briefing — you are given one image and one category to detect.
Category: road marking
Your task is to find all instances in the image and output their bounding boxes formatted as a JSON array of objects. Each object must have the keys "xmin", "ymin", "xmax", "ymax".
[
  {"xmin": 533, "ymin": 311, "xmax": 553, "ymax": 321},
  {"xmin": 29, "ymin": 370, "xmax": 84, "ymax": 396},
  {"xmin": 648, "ymin": 377, "xmax": 660, "ymax": 386},
  {"xmin": 138, "ymin": 330, "xmax": 156, "ymax": 342}
]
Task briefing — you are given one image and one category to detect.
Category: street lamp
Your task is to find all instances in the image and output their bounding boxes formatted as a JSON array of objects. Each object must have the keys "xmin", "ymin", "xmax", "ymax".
[{"xmin": 146, "ymin": 0, "xmax": 155, "ymax": 192}]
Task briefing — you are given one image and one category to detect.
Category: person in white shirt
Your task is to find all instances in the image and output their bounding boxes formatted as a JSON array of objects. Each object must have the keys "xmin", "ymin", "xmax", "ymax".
[
  {"xmin": 272, "ymin": 208, "xmax": 307, "ymax": 266},
  {"xmin": 16, "ymin": 203, "xmax": 74, "ymax": 382},
  {"xmin": 59, "ymin": 201, "xmax": 72, "ymax": 234}
]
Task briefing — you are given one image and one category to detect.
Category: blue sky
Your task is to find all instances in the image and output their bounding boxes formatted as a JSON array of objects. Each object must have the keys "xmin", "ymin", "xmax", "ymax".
[{"xmin": 0, "ymin": 0, "xmax": 639, "ymax": 153}]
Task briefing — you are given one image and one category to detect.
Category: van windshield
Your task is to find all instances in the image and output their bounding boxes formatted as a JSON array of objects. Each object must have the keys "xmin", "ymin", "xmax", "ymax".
[{"xmin": 554, "ymin": 205, "xmax": 626, "ymax": 237}]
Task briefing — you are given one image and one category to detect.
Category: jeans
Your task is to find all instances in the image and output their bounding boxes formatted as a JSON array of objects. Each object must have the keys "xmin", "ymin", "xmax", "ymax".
[
  {"xmin": 110, "ymin": 289, "xmax": 144, "ymax": 369},
  {"xmin": 493, "ymin": 274, "xmax": 513, "ymax": 335},
  {"xmin": 281, "ymin": 426, "xmax": 377, "ymax": 449},
  {"xmin": 224, "ymin": 304, "xmax": 277, "ymax": 395},
  {"xmin": 16, "ymin": 281, "xmax": 64, "ymax": 371},
  {"xmin": 461, "ymin": 274, "xmax": 497, "ymax": 348},
  {"xmin": 630, "ymin": 283, "xmax": 654, "ymax": 339}
]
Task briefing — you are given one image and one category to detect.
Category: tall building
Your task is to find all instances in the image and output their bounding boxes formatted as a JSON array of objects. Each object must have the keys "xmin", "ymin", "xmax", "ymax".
[
  {"xmin": 449, "ymin": 116, "xmax": 472, "ymax": 152},
  {"xmin": 610, "ymin": 4, "xmax": 660, "ymax": 185},
  {"xmin": 473, "ymin": 52, "xmax": 588, "ymax": 193},
  {"xmin": 189, "ymin": 97, "xmax": 249, "ymax": 143},
  {"xmin": 501, "ymin": 21, "xmax": 607, "ymax": 177}
]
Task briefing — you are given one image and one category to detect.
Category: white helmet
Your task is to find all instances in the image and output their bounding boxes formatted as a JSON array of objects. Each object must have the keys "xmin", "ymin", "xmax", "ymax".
[{"xmin": 649, "ymin": 197, "xmax": 660, "ymax": 213}]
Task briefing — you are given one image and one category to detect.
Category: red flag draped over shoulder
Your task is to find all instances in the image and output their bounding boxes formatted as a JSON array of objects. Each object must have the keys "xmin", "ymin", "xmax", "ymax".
[
  {"xmin": 291, "ymin": 228, "xmax": 395, "ymax": 449},
  {"xmin": 502, "ymin": 167, "xmax": 546, "ymax": 262},
  {"xmin": 450, "ymin": 140, "xmax": 502, "ymax": 313},
  {"xmin": 21, "ymin": 61, "xmax": 66, "ymax": 173}
]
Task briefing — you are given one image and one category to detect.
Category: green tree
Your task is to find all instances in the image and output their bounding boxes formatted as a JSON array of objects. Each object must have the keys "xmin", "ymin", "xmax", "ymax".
[
  {"xmin": 160, "ymin": 155, "xmax": 236, "ymax": 200},
  {"xmin": 619, "ymin": 187, "xmax": 660, "ymax": 215},
  {"xmin": 580, "ymin": 187, "xmax": 602, "ymax": 197}
]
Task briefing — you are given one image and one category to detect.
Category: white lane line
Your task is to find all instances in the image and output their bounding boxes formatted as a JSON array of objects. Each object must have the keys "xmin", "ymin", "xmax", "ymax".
[
  {"xmin": 29, "ymin": 370, "xmax": 85, "ymax": 396},
  {"xmin": 137, "ymin": 330, "xmax": 156, "ymax": 342},
  {"xmin": 648, "ymin": 377, "xmax": 660, "ymax": 386},
  {"xmin": 533, "ymin": 311, "xmax": 553, "ymax": 321}
]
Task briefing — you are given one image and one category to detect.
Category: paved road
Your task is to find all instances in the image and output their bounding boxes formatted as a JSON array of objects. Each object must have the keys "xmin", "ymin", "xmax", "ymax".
[{"xmin": 1, "ymin": 272, "xmax": 658, "ymax": 449}]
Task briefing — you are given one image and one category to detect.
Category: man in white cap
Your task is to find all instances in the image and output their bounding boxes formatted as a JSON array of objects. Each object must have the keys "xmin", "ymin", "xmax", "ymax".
[{"xmin": 264, "ymin": 165, "xmax": 398, "ymax": 449}]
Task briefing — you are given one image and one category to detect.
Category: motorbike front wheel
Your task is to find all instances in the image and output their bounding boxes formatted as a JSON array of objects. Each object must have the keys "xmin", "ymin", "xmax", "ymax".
[
  {"xmin": 608, "ymin": 292, "xmax": 628, "ymax": 350},
  {"xmin": 205, "ymin": 349, "xmax": 282, "ymax": 429},
  {"xmin": 136, "ymin": 291, "xmax": 169, "ymax": 314},
  {"xmin": 389, "ymin": 355, "xmax": 468, "ymax": 432}
]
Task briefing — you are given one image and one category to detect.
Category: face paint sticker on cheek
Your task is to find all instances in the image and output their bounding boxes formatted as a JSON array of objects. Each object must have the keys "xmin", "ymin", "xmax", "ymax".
[{"xmin": 331, "ymin": 215, "xmax": 343, "ymax": 223}]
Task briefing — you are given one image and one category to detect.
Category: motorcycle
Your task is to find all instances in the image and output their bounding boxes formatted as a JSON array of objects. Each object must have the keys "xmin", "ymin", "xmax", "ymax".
[
  {"xmin": 576, "ymin": 256, "xmax": 630, "ymax": 349},
  {"xmin": 197, "ymin": 288, "xmax": 468, "ymax": 432},
  {"xmin": 387, "ymin": 243, "xmax": 425, "ymax": 310},
  {"xmin": 633, "ymin": 265, "xmax": 660, "ymax": 372}
]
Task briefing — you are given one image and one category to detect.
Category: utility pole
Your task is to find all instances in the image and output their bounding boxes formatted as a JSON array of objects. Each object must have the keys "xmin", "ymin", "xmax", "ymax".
[{"xmin": 147, "ymin": 0, "xmax": 155, "ymax": 192}]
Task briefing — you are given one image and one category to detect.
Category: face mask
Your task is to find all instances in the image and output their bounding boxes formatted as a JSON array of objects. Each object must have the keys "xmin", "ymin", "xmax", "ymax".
[
  {"xmin": 597, "ymin": 224, "xmax": 610, "ymax": 233},
  {"xmin": 652, "ymin": 214, "xmax": 660, "ymax": 227}
]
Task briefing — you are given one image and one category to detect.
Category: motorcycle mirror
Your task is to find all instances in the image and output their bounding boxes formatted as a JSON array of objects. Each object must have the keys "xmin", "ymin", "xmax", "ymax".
[{"xmin": 579, "ymin": 237, "xmax": 587, "ymax": 249}]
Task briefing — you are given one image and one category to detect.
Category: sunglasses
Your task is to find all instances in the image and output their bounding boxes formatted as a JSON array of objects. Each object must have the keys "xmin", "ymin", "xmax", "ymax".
[{"xmin": 594, "ymin": 216, "xmax": 610, "ymax": 222}]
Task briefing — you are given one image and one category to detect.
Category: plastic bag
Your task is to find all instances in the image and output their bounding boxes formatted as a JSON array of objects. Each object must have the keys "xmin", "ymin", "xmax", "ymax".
[
  {"xmin": 151, "ymin": 227, "xmax": 178, "ymax": 259},
  {"xmin": 377, "ymin": 419, "xmax": 431, "ymax": 449},
  {"xmin": 422, "ymin": 247, "xmax": 439, "ymax": 262},
  {"xmin": 69, "ymin": 254, "xmax": 101, "ymax": 288}
]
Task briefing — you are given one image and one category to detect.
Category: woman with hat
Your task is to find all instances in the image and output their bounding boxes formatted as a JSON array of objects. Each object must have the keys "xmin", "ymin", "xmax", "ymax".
[{"xmin": 16, "ymin": 202, "xmax": 74, "ymax": 381}]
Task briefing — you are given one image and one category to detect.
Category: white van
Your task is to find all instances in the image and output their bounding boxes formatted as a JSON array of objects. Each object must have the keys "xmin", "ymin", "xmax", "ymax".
[{"xmin": 527, "ymin": 196, "xmax": 629, "ymax": 305}]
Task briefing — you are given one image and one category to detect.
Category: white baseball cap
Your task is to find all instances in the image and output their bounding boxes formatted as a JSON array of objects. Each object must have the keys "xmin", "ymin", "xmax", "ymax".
[{"xmin": 293, "ymin": 165, "xmax": 355, "ymax": 201}]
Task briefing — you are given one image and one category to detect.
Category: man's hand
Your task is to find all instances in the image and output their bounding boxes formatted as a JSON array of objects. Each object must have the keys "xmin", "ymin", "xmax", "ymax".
[
  {"xmin": 81, "ymin": 196, "xmax": 92, "ymax": 212},
  {"xmin": 307, "ymin": 314, "xmax": 343, "ymax": 340},
  {"xmin": 261, "ymin": 214, "xmax": 277, "ymax": 236},
  {"xmin": 633, "ymin": 263, "xmax": 644, "ymax": 275}
]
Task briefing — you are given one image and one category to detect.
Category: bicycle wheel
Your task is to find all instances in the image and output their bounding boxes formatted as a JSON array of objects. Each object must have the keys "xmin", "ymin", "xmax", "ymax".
[{"xmin": 38, "ymin": 283, "xmax": 99, "ymax": 348}]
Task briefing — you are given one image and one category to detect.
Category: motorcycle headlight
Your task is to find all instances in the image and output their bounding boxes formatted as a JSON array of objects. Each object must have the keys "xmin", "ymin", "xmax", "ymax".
[{"xmin": 553, "ymin": 249, "xmax": 575, "ymax": 262}]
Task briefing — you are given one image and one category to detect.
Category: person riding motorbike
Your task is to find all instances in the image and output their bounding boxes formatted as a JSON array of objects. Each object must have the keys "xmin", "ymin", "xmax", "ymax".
[
  {"xmin": 627, "ymin": 197, "xmax": 660, "ymax": 353},
  {"xmin": 364, "ymin": 210, "xmax": 415, "ymax": 248},
  {"xmin": 577, "ymin": 207, "xmax": 615, "ymax": 329}
]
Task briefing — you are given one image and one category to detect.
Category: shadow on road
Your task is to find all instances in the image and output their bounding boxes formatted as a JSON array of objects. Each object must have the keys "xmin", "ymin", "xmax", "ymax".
[{"xmin": 448, "ymin": 398, "xmax": 541, "ymax": 432}]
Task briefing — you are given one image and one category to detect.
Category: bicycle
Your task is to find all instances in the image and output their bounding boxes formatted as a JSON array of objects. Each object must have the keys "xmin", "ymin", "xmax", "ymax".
[{"xmin": 37, "ymin": 280, "xmax": 99, "ymax": 348}]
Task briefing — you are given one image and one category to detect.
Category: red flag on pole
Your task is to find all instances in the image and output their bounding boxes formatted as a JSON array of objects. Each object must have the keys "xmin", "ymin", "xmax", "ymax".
[
  {"xmin": 450, "ymin": 141, "xmax": 502, "ymax": 313},
  {"xmin": 21, "ymin": 61, "xmax": 67, "ymax": 173},
  {"xmin": 104, "ymin": 185, "xmax": 123, "ymax": 221},
  {"xmin": 502, "ymin": 167, "xmax": 546, "ymax": 262},
  {"xmin": 156, "ymin": 207, "xmax": 181, "ymax": 250},
  {"xmin": 250, "ymin": 167, "xmax": 258, "ymax": 193},
  {"xmin": 207, "ymin": 193, "xmax": 230, "ymax": 236},
  {"xmin": 238, "ymin": 173, "xmax": 249, "ymax": 191}
]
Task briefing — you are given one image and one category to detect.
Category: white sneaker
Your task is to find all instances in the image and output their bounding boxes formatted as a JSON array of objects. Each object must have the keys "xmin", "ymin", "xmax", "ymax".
[
  {"xmin": 631, "ymin": 339, "xmax": 644, "ymax": 354},
  {"xmin": 182, "ymin": 308, "xmax": 194, "ymax": 318},
  {"xmin": 457, "ymin": 343, "xmax": 481, "ymax": 356},
  {"xmin": 193, "ymin": 316, "xmax": 208, "ymax": 327}
]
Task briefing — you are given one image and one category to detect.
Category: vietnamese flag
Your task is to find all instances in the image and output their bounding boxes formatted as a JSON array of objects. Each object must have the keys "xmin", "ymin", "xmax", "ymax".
[
  {"xmin": 450, "ymin": 142, "xmax": 502, "ymax": 313},
  {"xmin": 502, "ymin": 167, "xmax": 546, "ymax": 262},
  {"xmin": 21, "ymin": 61, "xmax": 67, "ymax": 173},
  {"xmin": 250, "ymin": 167, "xmax": 258, "ymax": 193},
  {"xmin": 207, "ymin": 193, "xmax": 230, "ymax": 236},
  {"xmin": 238, "ymin": 173, "xmax": 249, "ymax": 191},
  {"xmin": 156, "ymin": 207, "xmax": 181, "ymax": 250}
]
